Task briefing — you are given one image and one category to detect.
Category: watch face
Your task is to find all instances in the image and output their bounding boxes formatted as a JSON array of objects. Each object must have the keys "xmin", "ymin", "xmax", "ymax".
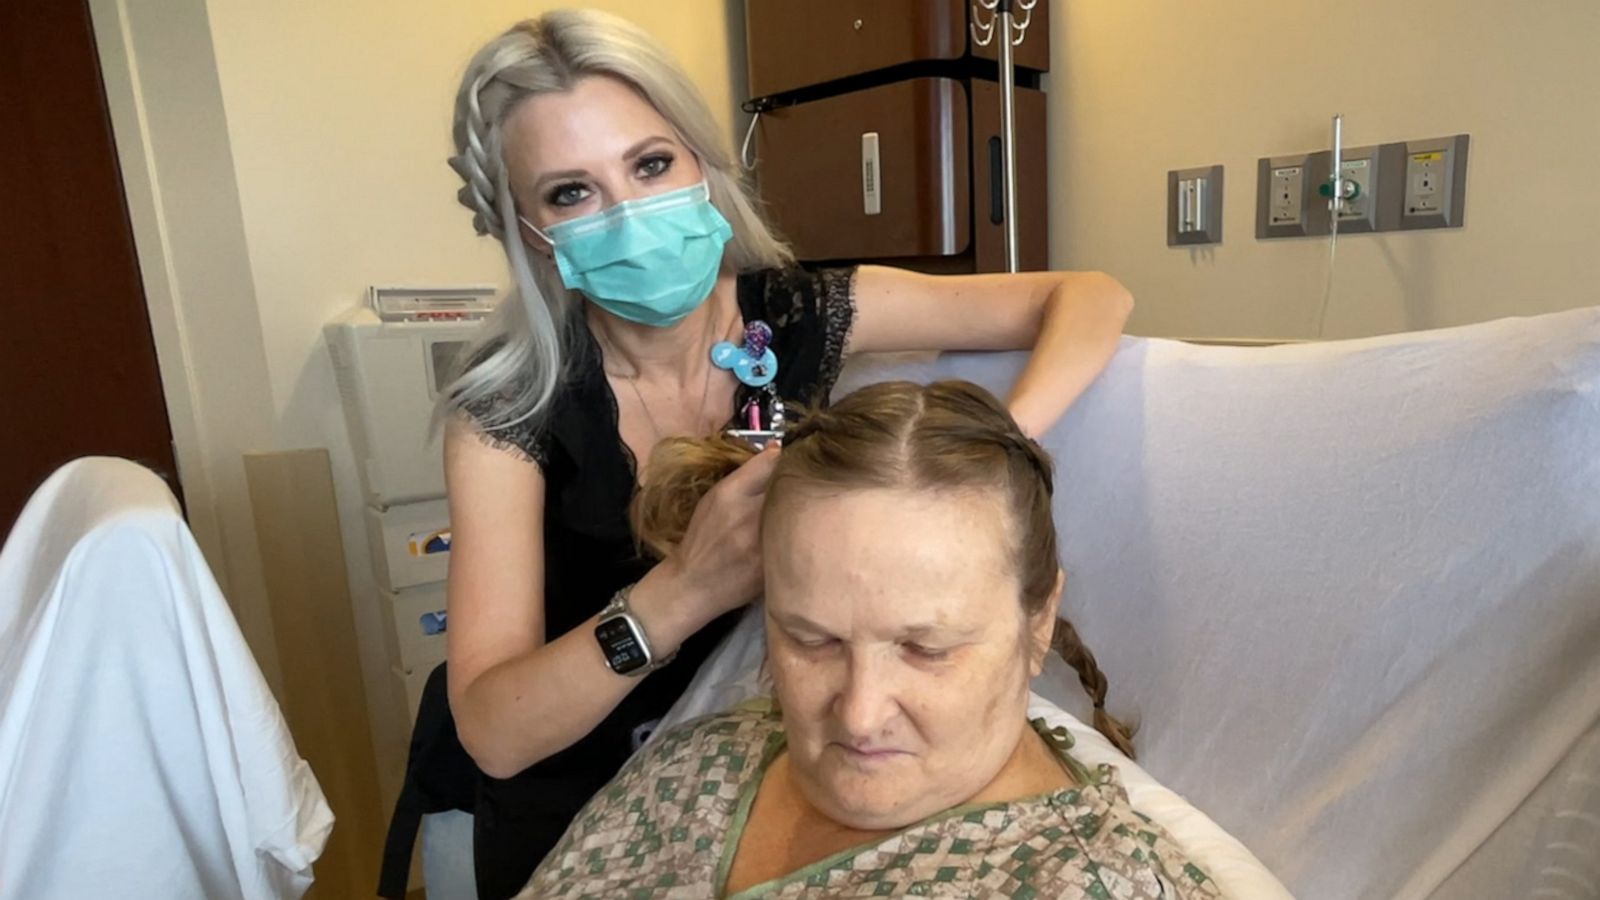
[{"xmin": 595, "ymin": 616, "xmax": 650, "ymax": 674}]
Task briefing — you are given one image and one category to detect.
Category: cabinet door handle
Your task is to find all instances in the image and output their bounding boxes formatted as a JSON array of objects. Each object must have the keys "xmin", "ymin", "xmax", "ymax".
[
  {"xmin": 862, "ymin": 132, "xmax": 882, "ymax": 216},
  {"xmin": 988, "ymin": 135, "xmax": 1004, "ymax": 225}
]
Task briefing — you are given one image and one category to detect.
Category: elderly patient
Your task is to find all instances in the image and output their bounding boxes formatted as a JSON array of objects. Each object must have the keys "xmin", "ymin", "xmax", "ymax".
[{"xmin": 517, "ymin": 381, "xmax": 1220, "ymax": 898}]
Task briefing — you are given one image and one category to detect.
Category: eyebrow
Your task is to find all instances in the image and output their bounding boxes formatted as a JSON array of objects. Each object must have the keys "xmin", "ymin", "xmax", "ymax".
[
  {"xmin": 770, "ymin": 610, "xmax": 980, "ymax": 642},
  {"xmin": 770, "ymin": 611, "xmax": 833, "ymax": 635},
  {"xmin": 530, "ymin": 135, "xmax": 677, "ymax": 193}
]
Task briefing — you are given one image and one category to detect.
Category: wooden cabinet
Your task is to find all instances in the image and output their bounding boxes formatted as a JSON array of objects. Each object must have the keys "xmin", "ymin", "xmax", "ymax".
[
  {"xmin": 745, "ymin": 1, "xmax": 1050, "ymax": 273},
  {"xmin": 746, "ymin": 0, "xmax": 1049, "ymax": 97},
  {"xmin": 756, "ymin": 78, "xmax": 970, "ymax": 261}
]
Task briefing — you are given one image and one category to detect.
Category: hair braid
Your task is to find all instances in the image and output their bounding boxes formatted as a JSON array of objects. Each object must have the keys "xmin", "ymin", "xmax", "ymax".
[
  {"xmin": 774, "ymin": 381, "xmax": 1141, "ymax": 758},
  {"xmin": 1050, "ymin": 618, "xmax": 1137, "ymax": 759},
  {"xmin": 448, "ymin": 70, "xmax": 508, "ymax": 238},
  {"xmin": 998, "ymin": 431, "xmax": 1054, "ymax": 495},
  {"xmin": 634, "ymin": 381, "xmax": 1146, "ymax": 760}
]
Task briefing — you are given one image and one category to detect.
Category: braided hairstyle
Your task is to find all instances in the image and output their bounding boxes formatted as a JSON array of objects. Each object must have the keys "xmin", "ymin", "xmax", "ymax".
[
  {"xmin": 632, "ymin": 380, "xmax": 1139, "ymax": 758},
  {"xmin": 434, "ymin": 10, "xmax": 793, "ymax": 437}
]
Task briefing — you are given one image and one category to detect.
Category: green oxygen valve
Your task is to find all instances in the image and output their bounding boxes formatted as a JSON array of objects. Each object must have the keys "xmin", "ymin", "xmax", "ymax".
[{"xmin": 1319, "ymin": 178, "xmax": 1361, "ymax": 200}]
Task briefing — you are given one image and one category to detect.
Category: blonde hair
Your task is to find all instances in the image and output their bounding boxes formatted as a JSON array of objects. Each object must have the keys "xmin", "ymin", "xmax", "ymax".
[
  {"xmin": 434, "ymin": 9, "xmax": 792, "ymax": 437},
  {"xmin": 632, "ymin": 381, "xmax": 1139, "ymax": 758},
  {"xmin": 631, "ymin": 434, "xmax": 755, "ymax": 560}
]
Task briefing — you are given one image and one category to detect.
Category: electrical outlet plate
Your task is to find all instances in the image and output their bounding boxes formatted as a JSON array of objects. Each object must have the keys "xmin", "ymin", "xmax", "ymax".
[
  {"xmin": 1257, "ymin": 153, "xmax": 1322, "ymax": 238},
  {"xmin": 1168, "ymin": 164, "xmax": 1224, "ymax": 246},
  {"xmin": 1329, "ymin": 143, "xmax": 1406, "ymax": 234},
  {"xmin": 1398, "ymin": 134, "xmax": 1469, "ymax": 230},
  {"xmin": 1332, "ymin": 144, "xmax": 1377, "ymax": 233},
  {"xmin": 1255, "ymin": 133, "xmax": 1467, "ymax": 239}
]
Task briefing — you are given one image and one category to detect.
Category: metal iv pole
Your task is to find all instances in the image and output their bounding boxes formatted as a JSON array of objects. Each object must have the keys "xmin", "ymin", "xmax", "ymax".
[{"xmin": 971, "ymin": 0, "xmax": 1038, "ymax": 274}]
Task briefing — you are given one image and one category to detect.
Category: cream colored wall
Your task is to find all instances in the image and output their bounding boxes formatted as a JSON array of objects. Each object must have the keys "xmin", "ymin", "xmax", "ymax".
[
  {"xmin": 1047, "ymin": 0, "xmax": 1600, "ymax": 340},
  {"xmin": 95, "ymin": 0, "xmax": 749, "ymax": 807},
  {"xmin": 201, "ymin": 0, "xmax": 749, "ymax": 441}
]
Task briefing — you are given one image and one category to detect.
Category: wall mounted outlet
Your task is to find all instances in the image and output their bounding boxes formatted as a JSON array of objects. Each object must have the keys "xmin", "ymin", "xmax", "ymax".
[
  {"xmin": 1270, "ymin": 166, "xmax": 1303, "ymax": 226},
  {"xmin": 1256, "ymin": 133, "xmax": 1467, "ymax": 240},
  {"xmin": 1332, "ymin": 147, "xmax": 1377, "ymax": 232},
  {"xmin": 1326, "ymin": 143, "xmax": 1406, "ymax": 234},
  {"xmin": 1397, "ymin": 134, "xmax": 1469, "ymax": 230},
  {"xmin": 1257, "ymin": 153, "xmax": 1323, "ymax": 238},
  {"xmin": 1168, "ymin": 164, "xmax": 1224, "ymax": 246}
]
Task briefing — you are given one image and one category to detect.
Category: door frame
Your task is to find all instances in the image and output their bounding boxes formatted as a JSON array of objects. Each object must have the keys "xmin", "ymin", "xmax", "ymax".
[
  {"xmin": 85, "ymin": 0, "xmax": 285, "ymax": 687},
  {"xmin": 85, "ymin": 0, "xmax": 219, "ymax": 561}
]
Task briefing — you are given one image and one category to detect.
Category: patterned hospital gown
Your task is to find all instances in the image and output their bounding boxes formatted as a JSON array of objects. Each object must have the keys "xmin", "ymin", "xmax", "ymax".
[{"xmin": 518, "ymin": 706, "xmax": 1222, "ymax": 899}]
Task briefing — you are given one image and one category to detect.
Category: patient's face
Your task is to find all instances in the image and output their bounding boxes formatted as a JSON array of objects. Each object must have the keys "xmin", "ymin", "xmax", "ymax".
[{"xmin": 764, "ymin": 486, "xmax": 1035, "ymax": 830}]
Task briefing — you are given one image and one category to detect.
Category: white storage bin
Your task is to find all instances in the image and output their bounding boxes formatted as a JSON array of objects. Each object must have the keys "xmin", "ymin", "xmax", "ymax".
[
  {"xmin": 365, "ymin": 499, "xmax": 451, "ymax": 591},
  {"xmin": 325, "ymin": 305, "xmax": 487, "ymax": 507},
  {"xmin": 380, "ymin": 582, "xmax": 449, "ymax": 675}
]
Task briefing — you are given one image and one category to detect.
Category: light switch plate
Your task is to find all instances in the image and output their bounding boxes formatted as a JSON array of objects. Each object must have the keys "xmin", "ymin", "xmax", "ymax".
[
  {"xmin": 1257, "ymin": 153, "xmax": 1323, "ymax": 238},
  {"xmin": 1168, "ymin": 164, "xmax": 1224, "ymax": 245},
  {"xmin": 1397, "ymin": 134, "xmax": 1469, "ymax": 230}
]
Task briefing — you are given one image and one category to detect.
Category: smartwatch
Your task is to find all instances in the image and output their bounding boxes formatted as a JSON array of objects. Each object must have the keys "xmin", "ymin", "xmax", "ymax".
[{"xmin": 594, "ymin": 585, "xmax": 676, "ymax": 677}]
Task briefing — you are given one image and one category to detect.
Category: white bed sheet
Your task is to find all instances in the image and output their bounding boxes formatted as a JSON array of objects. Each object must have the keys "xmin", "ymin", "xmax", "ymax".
[{"xmin": 0, "ymin": 457, "xmax": 332, "ymax": 900}]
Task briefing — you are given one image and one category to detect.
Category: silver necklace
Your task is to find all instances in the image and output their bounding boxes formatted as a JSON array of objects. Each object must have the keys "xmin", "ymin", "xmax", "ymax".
[
  {"xmin": 609, "ymin": 306, "xmax": 725, "ymax": 446},
  {"xmin": 623, "ymin": 357, "xmax": 713, "ymax": 446}
]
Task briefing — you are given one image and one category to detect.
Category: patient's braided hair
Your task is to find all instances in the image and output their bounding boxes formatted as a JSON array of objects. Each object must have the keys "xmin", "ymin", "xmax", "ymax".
[{"xmin": 632, "ymin": 380, "xmax": 1138, "ymax": 759}]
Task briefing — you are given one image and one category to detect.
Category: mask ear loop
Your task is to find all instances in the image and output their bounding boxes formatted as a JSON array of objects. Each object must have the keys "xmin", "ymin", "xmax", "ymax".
[{"xmin": 517, "ymin": 213, "xmax": 555, "ymax": 248}]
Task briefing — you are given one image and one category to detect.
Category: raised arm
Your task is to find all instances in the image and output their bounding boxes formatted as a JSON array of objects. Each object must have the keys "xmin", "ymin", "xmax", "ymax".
[{"xmin": 849, "ymin": 266, "xmax": 1134, "ymax": 438}]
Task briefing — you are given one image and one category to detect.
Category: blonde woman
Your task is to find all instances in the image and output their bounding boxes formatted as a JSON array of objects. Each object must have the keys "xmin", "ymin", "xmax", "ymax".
[{"xmin": 438, "ymin": 10, "xmax": 1133, "ymax": 896}]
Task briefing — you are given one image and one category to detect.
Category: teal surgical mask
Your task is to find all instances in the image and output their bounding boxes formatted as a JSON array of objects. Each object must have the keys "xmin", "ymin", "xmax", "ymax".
[{"xmin": 521, "ymin": 181, "xmax": 733, "ymax": 328}]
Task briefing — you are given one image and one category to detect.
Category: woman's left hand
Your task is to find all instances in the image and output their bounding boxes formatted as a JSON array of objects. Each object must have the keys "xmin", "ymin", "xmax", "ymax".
[{"xmin": 848, "ymin": 266, "xmax": 1135, "ymax": 439}]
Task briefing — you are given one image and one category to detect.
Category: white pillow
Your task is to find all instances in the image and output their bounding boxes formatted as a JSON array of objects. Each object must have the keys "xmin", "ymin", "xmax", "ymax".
[
  {"xmin": 657, "ymin": 606, "xmax": 769, "ymax": 732},
  {"xmin": 1025, "ymin": 696, "xmax": 1291, "ymax": 899}
]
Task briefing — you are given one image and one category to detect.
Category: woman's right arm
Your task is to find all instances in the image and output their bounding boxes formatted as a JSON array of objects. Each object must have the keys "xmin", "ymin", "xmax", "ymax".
[{"xmin": 442, "ymin": 417, "xmax": 773, "ymax": 778}]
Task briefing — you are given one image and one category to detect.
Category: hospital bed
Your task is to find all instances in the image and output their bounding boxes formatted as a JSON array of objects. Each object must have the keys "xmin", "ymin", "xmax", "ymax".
[
  {"xmin": 431, "ymin": 302, "xmax": 1600, "ymax": 898},
  {"xmin": 826, "ymin": 303, "xmax": 1600, "ymax": 898}
]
